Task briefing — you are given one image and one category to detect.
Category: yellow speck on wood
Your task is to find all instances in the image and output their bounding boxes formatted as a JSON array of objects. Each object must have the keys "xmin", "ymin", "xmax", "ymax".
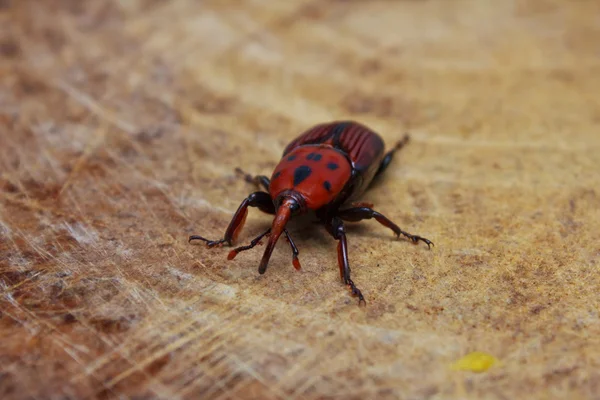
[{"xmin": 452, "ymin": 352, "xmax": 498, "ymax": 372}]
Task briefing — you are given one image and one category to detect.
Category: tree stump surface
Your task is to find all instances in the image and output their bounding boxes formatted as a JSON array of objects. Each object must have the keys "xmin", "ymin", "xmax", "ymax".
[{"xmin": 1, "ymin": 1, "xmax": 599, "ymax": 399}]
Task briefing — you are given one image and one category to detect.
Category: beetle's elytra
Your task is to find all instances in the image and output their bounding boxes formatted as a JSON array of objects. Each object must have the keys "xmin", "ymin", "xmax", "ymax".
[{"xmin": 189, "ymin": 121, "xmax": 433, "ymax": 304}]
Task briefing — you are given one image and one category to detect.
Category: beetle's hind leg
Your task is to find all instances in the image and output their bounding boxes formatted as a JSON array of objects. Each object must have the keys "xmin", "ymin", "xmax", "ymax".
[
  {"xmin": 375, "ymin": 134, "xmax": 410, "ymax": 178},
  {"xmin": 235, "ymin": 168, "xmax": 270, "ymax": 191},
  {"xmin": 326, "ymin": 217, "xmax": 366, "ymax": 306},
  {"xmin": 189, "ymin": 191, "xmax": 275, "ymax": 247},
  {"xmin": 338, "ymin": 206, "xmax": 433, "ymax": 248}
]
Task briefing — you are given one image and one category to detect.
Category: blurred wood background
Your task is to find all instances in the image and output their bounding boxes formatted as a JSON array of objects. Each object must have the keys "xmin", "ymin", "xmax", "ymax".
[{"xmin": 1, "ymin": 0, "xmax": 599, "ymax": 399}]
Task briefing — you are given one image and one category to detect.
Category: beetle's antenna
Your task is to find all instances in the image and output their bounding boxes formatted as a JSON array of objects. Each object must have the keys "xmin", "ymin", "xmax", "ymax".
[
  {"xmin": 226, "ymin": 227, "xmax": 301, "ymax": 271},
  {"xmin": 283, "ymin": 228, "xmax": 301, "ymax": 270},
  {"xmin": 227, "ymin": 228, "xmax": 271, "ymax": 260}
]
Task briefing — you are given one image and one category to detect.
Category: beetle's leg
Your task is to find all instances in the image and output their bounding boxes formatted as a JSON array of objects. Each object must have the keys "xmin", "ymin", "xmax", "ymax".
[
  {"xmin": 375, "ymin": 134, "xmax": 410, "ymax": 177},
  {"xmin": 326, "ymin": 217, "xmax": 366, "ymax": 305},
  {"xmin": 189, "ymin": 191, "xmax": 275, "ymax": 247},
  {"xmin": 338, "ymin": 206, "xmax": 433, "ymax": 249},
  {"xmin": 235, "ymin": 168, "xmax": 270, "ymax": 192}
]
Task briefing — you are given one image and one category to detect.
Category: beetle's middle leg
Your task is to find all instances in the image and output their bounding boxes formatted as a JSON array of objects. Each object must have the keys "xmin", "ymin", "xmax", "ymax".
[
  {"xmin": 189, "ymin": 191, "xmax": 274, "ymax": 247},
  {"xmin": 235, "ymin": 168, "xmax": 270, "ymax": 191},
  {"xmin": 326, "ymin": 217, "xmax": 365, "ymax": 305},
  {"xmin": 338, "ymin": 206, "xmax": 433, "ymax": 248}
]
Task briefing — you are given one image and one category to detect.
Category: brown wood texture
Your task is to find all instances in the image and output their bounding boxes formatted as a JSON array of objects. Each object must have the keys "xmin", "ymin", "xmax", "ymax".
[{"xmin": 1, "ymin": 1, "xmax": 600, "ymax": 399}]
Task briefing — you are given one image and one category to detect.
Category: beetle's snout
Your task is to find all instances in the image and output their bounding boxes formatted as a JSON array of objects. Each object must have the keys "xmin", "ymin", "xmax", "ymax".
[{"xmin": 258, "ymin": 202, "xmax": 293, "ymax": 274}]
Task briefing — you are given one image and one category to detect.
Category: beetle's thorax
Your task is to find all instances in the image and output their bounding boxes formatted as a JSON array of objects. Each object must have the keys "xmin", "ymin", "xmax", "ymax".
[{"xmin": 269, "ymin": 145, "xmax": 353, "ymax": 211}]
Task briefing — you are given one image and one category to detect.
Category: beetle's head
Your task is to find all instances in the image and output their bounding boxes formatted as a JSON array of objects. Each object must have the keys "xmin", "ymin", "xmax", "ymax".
[{"xmin": 258, "ymin": 191, "xmax": 306, "ymax": 274}]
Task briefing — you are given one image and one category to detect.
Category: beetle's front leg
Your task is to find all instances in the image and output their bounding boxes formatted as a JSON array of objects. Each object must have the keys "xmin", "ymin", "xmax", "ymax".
[
  {"xmin": 326, "ymin": 217, "xmax": 366, "ymax": 305},
  {"xmin": 189, "ymin": 191, "xmax": 275, "ymax": 247}
]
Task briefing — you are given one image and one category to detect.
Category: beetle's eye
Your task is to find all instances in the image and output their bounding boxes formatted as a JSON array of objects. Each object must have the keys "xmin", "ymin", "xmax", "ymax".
[{"xmin": 289, "ymin": 201, "xmax": 300, "ymax": 214}]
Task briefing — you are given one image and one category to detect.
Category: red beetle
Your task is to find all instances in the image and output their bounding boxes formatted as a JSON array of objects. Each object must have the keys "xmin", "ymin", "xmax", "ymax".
[{"xmin": 190, "ymin": 121, "xmax": 433, "ymax": 304}]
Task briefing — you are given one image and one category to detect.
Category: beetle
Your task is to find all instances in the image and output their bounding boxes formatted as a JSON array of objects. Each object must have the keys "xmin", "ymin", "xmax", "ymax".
[{"xmin": 189, "ymin": 120, "xmax": 433, "ymax": 304}]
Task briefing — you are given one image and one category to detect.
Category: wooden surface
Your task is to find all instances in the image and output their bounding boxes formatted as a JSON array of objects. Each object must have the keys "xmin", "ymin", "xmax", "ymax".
[{"xmin": 1, "ymin": 1, "xmax": 600, "ymax": 399}]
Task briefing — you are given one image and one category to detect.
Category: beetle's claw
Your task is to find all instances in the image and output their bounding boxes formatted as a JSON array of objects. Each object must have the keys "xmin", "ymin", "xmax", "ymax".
[
  {"xmin": 398, "ymin": 233, "xmax": 434, "ymax": 249},
  {"xmin": 413, "ymin": 236, "xmax": 434, "ymax": 249},
  {"xmin": 346, "ymin": 278, "xmax": 366, "ymax": 306}
]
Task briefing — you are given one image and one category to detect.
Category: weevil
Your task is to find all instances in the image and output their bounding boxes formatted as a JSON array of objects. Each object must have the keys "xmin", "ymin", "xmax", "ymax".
[{"xmin": 189, "ymin": 121, "xmax": 433, "ymax": 304}]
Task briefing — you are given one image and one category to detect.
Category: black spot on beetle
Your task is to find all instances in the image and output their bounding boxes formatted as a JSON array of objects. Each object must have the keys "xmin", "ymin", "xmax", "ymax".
[
  {"xmin": 287, "ymin": 155, "xmax": 297, "ymax": 161},
  {"xmin": 293, "ymin": 166, "xmax": 312, "ymax": 186},
  {"xmin": 307, "ymin": 153, "xmax": 322, "ymax": 161},
  {"xmin": 273, "ymin": 171, "xmax": 281, "ymax": 179},
  {"xmin": 327, "ymin": 162, "xmax": 339, "ymax": 170},
  {"xmin": 323, "ymin": 181, "xmax": 332, "ymax": 192}
]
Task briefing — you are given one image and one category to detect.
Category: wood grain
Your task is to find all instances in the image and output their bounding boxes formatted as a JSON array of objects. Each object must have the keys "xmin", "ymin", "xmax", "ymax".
[{"xmin": 1, "ymin": 0, "xmax": 599, "ymax": 399}]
